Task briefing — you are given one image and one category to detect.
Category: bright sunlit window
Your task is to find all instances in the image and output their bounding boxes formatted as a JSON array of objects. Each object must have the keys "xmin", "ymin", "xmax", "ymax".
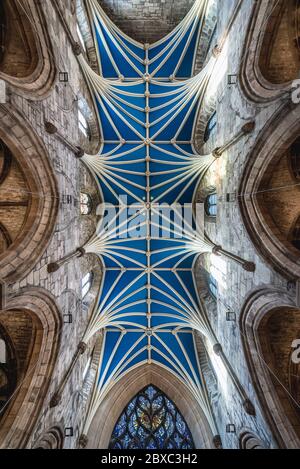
[
  {"xmin": 77, "ymin": 23, "xmax": 86, "ymax": 52},
  {"xmin": 78, "ymin": 109, "xmax": 89, "ymax": 137},
  {"xmin": 210, "ymin": 254, "xmax": 227, "ymax": 290},
  {"xmin": 82, "ymin": 356, "xmax": 92, "ymax": 380},
  {"xmin": 80, "ymin": 192, "xmax": 92, "ymax": 215},
  {"xmin": 205, "ymin": 193, "xmax": 218, "ymax": 217},
  {"xmin": 82, "ymin": 272, "xmax": 93, "ymax": 298}
]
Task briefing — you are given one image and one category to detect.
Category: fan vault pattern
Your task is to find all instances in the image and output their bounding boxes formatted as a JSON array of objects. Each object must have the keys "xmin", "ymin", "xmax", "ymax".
[{"xmin": 79, "ymin": 0, "xmax": 221, "ymax": 437}]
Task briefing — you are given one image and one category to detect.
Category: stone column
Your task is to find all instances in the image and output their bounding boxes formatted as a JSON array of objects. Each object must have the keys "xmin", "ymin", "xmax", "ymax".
[
  {"xmin": 212, "ymin": 121, "xmax": 255, "ymax": 158},
  {"xmin": 50, "ymin": 341, "xmax": 87, "ymax": 408},
  {"xmin": 47, "ymin": 247, "xmax": 86, "ymax": 273},
  {"xmin": 212, "ymin": 245, "xmax": 255, "ymax": 272},
  {"xmin": 213, "ymin": 343, "xmax": 256, "ymax": 416},
  {"xmin": 44, "ymin": 120, "xmax": 84, "ymax": 158}
]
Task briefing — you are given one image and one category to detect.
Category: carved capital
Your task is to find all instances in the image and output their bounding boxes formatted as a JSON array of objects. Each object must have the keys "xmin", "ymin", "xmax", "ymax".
[
  {"xmin": 213, "ymin": 343, "xmax": 223, "ymax": 356},
  {"xmin": 241, "ymin": 121, "xmax": 255, "ymax": 134},
  {"xmin": 212, "ymin": 245, "xmax": 222, "ymax": 256},
  {"xmin": 212, "ymin": 44, "xmax": 222, "ymax": 58},
  {"xmin": 47, "ymin": 262, "xmax": 60, "ymax": 273},
  {"xmin": 213, "ymin": 435, "xmax": 223, "ymax": 449},
  {"xmin": 212, "ymin": 147, "xmax": 222, "ymax": 159},
  {"xmin": 78, "ymin": 434, "xmax": 88, "ymax": 448},
  {"xmin": 243, "ymin": 399, "xmax": 256, "ymax": 416},
  {"xmin": 72, "ymin": 42, "xmax": 82, "ymax": 56},
  {"xmin": 76, "ymin": 147, "xmax": 85, "ymax": 159},
  {"xmin": 78, "ymin": 341, "xmax": 87, "ymax": 354},
  {"xmin": 44, "ymin": 121, "xmax": 58, "ymax": 135},
  {"xmin": 242, "ymin": 261, "xmax": 256, "ymax": 272},
  {"xmin": 49, "ymin": 392, "xmax": 61, "ymax": 408},
  {"xmin": 77, "ymin": 247, "xmax": 86, "ymax": 257}
]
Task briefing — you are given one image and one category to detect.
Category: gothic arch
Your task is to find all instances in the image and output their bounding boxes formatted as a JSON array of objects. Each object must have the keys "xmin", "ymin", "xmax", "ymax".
[
  {"xmin": 239, "ymin": 430, "xmax": 267, "ymax": 449},
  {"xmin": 0, "ymin": 105, "xmax": 59, "ymax": 282},
  {"xmin": 240, "ymin": 0, "xmax": 299, "ymax": 103},
  {"xmin": 0, "ymin": 288, "xmax": 61, "ymax": 449},
  {"xmin": 0, "ymin": 0, "xmax": 56, "ymax": 99},
  {"xmin": 85, "ymin": 364, "xmax": 214, "ymax": 449},
  {"xmin": 32, "ymin": 426, "xmax": 64, "ymax": 449},
  {"xmin": 240, "ymin": 288, "xmax": 300, "ymax": 449},
  {"xmin": 239, "ymin": 103, "xmax": 300, "ymax": 279}
]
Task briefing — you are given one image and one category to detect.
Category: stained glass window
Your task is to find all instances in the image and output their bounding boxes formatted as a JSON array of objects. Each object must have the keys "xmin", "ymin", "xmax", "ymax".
[{"xmin": 109, "ymin": 385, "xmax": 195, "ymax": 450}]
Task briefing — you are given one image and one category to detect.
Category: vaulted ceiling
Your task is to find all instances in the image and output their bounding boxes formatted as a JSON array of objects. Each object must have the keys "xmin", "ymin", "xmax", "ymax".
[{"xmin": 79, "ymin": 0, "xmax": 220, "ymax": 439}]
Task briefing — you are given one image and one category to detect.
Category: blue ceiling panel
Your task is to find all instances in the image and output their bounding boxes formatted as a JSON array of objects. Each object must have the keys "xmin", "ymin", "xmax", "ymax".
[{"xmin": 83, "ymin": 0, "xmax": 217, "ymax": 409}]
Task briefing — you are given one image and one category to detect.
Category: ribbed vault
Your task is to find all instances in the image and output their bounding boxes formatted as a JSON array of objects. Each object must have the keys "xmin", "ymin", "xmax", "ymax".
[{"xmin": 78, "ymin": 0, "xmax": 223, "ymax": 444}]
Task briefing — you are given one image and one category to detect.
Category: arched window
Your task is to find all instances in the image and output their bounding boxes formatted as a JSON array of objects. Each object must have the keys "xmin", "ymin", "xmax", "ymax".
[
  {"xmin": 82, "ymin": 272, "xmax": 93, "ymax": 298},
  {"xmin": 290, "ymin": 137, "xmax": 300, "ymax": 180},
  {"xmin": 80, "ymin": 192, "xmax": 92, "ymax": 215},
  {"xmin": 109, "ymin": 385, "xmax": 195, "ymax": 450},
  {"xmin": 78, "ymin": 109, "xmax": 90, "ymax": 138},
  {"xmin": 208, "ymin": 274, "xmax": 218, "ymax": 299},
  {"xmin": 203, "ymin": 111, "xmax": 217, "ymax": 143},
  {"xmin": 205, "ymin": 193, "xmax": 217, "ymax": 217},
  {"xmin": 76, "ymin": 23, "xmax": 86, "ymax": 52}
]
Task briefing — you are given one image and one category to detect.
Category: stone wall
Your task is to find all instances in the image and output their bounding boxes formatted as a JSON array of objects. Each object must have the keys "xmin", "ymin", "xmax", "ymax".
[{"xmin": 0, "ymin": 0, "xmax": 102, "ymax": 449}]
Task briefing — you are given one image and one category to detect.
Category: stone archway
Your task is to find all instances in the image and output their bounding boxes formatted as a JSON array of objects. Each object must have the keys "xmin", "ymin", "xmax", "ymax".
[
  {"xmin": 85, "ymin": 364, "xmax": 215, "ymax": 449},
  {"xmin": 239, "ymin": 430, "xmax": 267, "ymax": 449},
  {"xmin": 239, "ymin": 103, "xmax": 300, "ymax": 279},
  {"xmin": 0, "ymin": 105, "xmax": 59, "ymax": 282},
  {"xmin": 240, "ymin": 288, "xmax": 300, "ymax": 449},
  {"xmin": 0, "ymin": 0, "xmax": 56, "ymax": 99},
  {"xmin": 0, "ymin": 288, "xmax": 61, "ymax": 449},
  {"xmin": 240, "ymin": 0, "xmax": 300, "ymax": 103},
  {"xmin": 32, "ymin": 426, "xmax": 64, "ymax": 449}
]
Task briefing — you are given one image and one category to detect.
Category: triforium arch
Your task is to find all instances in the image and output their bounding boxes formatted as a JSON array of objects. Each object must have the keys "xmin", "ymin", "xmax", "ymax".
[
  {"xmin": 0, "ymin": 0, "xmax": 56, "ymax": 99},
  {"xmin": 0, "ymin": 105, "xmax": 59, "ymax": 282},
  {"xmin": 240, "ymin": 0, "xmax": 300, "ymax": 103},
  {"xmin": 239, "ymin": 103, "xmax": 300, "ymax": 279},
  {"xmin": 0, "ymin": 288, "xmax": 61, "ymax": 449},
  {"xmin": 239, "ymin": 430, "xmax": 267, "ymax": 450},
  {"xmin": 240, "ymin": 288, "xmax": 300, "ymax": 449},
  {"xmin": 32, "ymin": 426, "xmax": 64, "ymax": 449},
  {"xmin": 85, "ymin": 364, "xmax": 215, "ymax": 449}
]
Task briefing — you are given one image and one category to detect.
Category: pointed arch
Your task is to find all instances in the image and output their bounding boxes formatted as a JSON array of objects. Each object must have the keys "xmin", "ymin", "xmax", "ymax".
[
  {"xmin": 85, "ymin": 363, "xmax": 214, "ymax": 449},
  {"xmin": 240, "ymin": 288, "xmax": 300, "ymax": 449},
  {"xmin": 0, "ymin": 288, "xmax": 61, "ymax": 449},
  {"xmin": 240, "ymin": 0, "xmax": 300, "ymax": 103},
  {"xmin": 239, "ymin": 103, "xmax": 300, "ymax": 279},
  {"xmin": 0, "ymin": 0, "xmax": 56, "ymax": 99},
  {"xmin": 109, "ymin": 384, "xmax": 195, "ymax": 449},
  {"xmin": 0, "ymin": 104, "xmax": 59, "ymax": 282}
]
